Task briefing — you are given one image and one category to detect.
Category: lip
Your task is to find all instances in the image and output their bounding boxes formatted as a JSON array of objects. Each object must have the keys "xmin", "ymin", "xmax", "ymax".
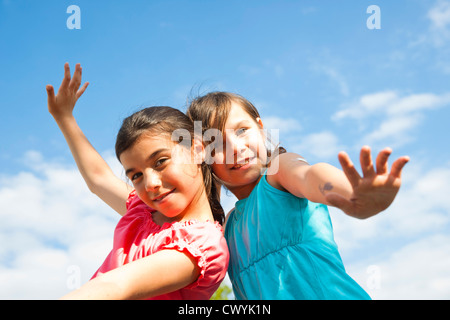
[
  {"xmin": 231, "ymin": 156, "xmax": 256, "ymax": 170},
  {"xmin": 152, "ymin": 189, "xmax": 175, "ymax": 202}
]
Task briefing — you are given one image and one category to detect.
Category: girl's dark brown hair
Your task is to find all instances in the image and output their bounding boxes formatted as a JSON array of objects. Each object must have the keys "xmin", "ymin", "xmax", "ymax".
[{"xmin": 115, "ymin": 106, "xmax": 224, "ymax": 225}]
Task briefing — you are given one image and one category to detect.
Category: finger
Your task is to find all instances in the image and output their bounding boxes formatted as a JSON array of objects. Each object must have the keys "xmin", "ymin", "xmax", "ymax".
[
  {"xmin": 46, "ymin": 84, "xmax": 55, "ymax": 102},
  {"xmin": 76, "ymin": 82, "xmax": 89, "ymax": 99},
  {"xmin": 360, "ymin": 146, "xmax": 376, "ymax": 177},
  {"xmin": 389, "ymin": 156, "xmax": 410, "ymax": 178},
  {"xmin": 375, "ymin": 147, "xmax": 392, "ymax": 175},
  {"xmin": 70, "ymin": 63, "xmax": 82, "ymax": 91},
  {"xmin": 60, "ymin": 62, "xmax": 71, "ymax": 89},
  {"xmin": 338, "ymin": 151, "xmax": 362, "ymax": 187}
]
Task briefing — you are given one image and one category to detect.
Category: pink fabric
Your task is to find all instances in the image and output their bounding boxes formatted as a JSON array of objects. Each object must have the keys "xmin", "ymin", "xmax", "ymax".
[{"xmin": 91, "ymin": 191, "xmax": 229, "ymax": 300}]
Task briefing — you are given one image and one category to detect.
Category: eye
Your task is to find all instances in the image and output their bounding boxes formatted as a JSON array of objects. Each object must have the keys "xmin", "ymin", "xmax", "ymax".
[
  {"xmin": 131, "ymin": 172, "xmax": 142, "ymax": 181},
  {"xmin": 155, "ymin": 158, "xmax": 168, "ymax": 168},
  {"xmin": 236, "ymin": 128, "xmax": 248, "ymax": 136}
]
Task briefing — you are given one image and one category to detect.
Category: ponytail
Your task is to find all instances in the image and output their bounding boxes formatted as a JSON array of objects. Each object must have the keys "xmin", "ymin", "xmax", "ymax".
[{"xmin": 201, "ymin": 162, "xmax": 225, "ymax": 225}]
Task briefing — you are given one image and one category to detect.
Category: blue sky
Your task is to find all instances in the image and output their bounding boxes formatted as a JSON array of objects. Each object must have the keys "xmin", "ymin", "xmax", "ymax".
[{"xmin": 1, "ymin": 0, "xmax": 450, "ymax": 299}]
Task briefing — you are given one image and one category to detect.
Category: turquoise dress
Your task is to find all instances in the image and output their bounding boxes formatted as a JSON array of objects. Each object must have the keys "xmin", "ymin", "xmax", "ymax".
[{"xmin": 224, "ymin": 173, "xmax": 371, "ymax": 300}]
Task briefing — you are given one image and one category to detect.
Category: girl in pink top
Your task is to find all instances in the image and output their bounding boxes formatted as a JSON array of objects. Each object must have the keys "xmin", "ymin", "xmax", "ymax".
[{"xmin": 46, "ymin": 63, "xmax": 229, "ymax": 300}]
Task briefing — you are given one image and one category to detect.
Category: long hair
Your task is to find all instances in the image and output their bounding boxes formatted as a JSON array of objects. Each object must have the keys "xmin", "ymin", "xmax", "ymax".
[{"xmin": 115, "ymin": 106, "xmax": 225, "ymax": 225}]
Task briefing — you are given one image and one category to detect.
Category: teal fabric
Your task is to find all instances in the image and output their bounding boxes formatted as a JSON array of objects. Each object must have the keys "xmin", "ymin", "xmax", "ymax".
[{"xmin": 224, "ymin": 173, "xmax": 371, "ymax": 300}]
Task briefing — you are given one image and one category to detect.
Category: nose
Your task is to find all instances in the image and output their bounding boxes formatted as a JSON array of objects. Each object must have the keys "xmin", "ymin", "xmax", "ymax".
[
  {"xmin": 144, "ymin": 169, "xmax": 162, "ymax": 192},
  {"xmin": 225, "ymin": 133, "xmax": 247, "ymax": 164}
]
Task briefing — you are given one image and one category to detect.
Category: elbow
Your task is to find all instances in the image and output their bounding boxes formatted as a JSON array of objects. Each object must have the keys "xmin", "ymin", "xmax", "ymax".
[
  {"xmin": 83, "ymin": 173, "xmax": 106, "ymax": 196},
  {"xmin": 86, "ymin": 182, "xmax": 99, "ymax": 195}
]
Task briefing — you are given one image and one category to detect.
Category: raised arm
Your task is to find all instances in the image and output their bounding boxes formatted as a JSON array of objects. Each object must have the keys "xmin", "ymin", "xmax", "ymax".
[
  {"xmin": 268, "ymin": 147, "xmax": 409, "ymax": 219},
  {"xmin": 46, "ymin": 63, "xmax": 131, "ymax": 215},
  {"xmin": 60, "ymin": 249, "xmax": 200, "ymax": 300}
]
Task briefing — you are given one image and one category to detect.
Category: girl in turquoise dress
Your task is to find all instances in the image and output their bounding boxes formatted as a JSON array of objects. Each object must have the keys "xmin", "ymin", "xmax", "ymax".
[{"xmin": 187, "ymin": 92, "xmax": 409, "ymax": 299}]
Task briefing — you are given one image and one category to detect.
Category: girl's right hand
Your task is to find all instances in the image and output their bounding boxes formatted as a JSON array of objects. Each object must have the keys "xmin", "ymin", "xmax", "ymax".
[{"xmin": 46, "ymin": 63, "xmax": 89, "ymax": 121}]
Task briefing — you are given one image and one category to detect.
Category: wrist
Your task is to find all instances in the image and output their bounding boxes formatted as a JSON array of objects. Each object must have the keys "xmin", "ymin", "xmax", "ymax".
[{"xmin": 51, "ymin": 112, "xmax": 75, "ymax": 124}]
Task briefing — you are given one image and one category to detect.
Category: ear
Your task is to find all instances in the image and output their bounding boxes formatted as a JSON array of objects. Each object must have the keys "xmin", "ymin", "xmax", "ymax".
[
  {"xmin": 256, "ymin": 117, "xmax": 266, "ymax": 141},
  {"xmin": 256, "ymin": 117, "xmax": 264, "ymax": 129},
  {"xmin": 192, "ymin": 136, "xmax": 206, "ymax": 165}
]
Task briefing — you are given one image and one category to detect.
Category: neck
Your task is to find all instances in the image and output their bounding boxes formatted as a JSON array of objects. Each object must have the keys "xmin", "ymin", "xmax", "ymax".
[
  {"xmin": 226, "ymin": 176, "xmax": 262, "ymax": 200},
  {"xmin": 178, "ymin": 186, "xmax": 214, "ymax": 223}
]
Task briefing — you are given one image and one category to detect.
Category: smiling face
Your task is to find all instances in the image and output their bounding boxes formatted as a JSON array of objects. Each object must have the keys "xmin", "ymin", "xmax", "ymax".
[
  {"xmin": 119, "ymin": 133, "xmax": 206, "ymax": 222},
  {"xmin": 211, "ymin": 102, "xmax": 268, "ymax": 199}
]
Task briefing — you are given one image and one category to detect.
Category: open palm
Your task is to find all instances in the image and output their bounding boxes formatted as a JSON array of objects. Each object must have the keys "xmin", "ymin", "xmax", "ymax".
[
  {"xmin": 46, "ymin": 62, "xmax": 89, "ymax": 120},
  {"xmin": 326, "ymin": 146, "xmax": 409, "ymax": 219}
]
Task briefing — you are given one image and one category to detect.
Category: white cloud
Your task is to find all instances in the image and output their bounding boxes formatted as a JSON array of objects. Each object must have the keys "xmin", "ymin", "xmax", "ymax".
[
  {"xmin": 262, "ymin": 116, "xmax": 302, "ymax": 134},
  {"xmin": 388, "ymin": 93, "xmax": 450, "ymax": 115},
  {"xmin": 427, "ymin": 0, "xmax": 450, "ymax": 46},
  {"xmin": 292, "ymin": 131, "xmax": 343, "ymax": 161},
  {"xmin": 311, "ymin": 65, "xmax": 350, "ymax": 97},
  {"xmin": 406, "ymin": 1, "xmax": 450, "ymax": 73},
  {"xmin": 0, "ymin": 151, "xmax": 122, "ymax": 299},
  {"xmin": 428, "ymin": 0, "xmax": 450, "ymax": 29},
  {"xmin": 333, "ymin": 90, "xmax": 450, "ymax": 148},
  {"xmin": 333, "ymin": 91, "xmax": 450, "ymax": 121},
  {"xmin": 363, "ymin": 113, "xmax": 421, "ymax": 146},
  {"xmin": 333, "ymin": 91, "xmax": 397, "ymax": 121},
  {"xmin": 348, "ymin": 234, "xmax": 450, "ymax": 299}
]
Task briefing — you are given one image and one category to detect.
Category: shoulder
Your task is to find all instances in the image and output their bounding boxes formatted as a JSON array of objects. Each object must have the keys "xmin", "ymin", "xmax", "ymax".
[{"xmin": 266, "ymin": 152, "xmax": 309, "ymax": 192}]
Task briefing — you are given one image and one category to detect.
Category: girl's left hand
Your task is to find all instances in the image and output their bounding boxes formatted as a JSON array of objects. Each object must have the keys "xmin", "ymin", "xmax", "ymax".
[{"xmin": 325, "ymin": 146, "xmax": 409, "ymax": 219}]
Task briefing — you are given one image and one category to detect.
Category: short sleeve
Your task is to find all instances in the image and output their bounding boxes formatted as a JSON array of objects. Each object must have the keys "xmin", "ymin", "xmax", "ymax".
[
  {"xmin": 126, "ymin": 190, "xmax": 139, "ymax": 210},
  {"xmin": 126, "ymin": 190, "xmax": 156, "ymax": 214},
  {"xmin": 160, "ymin": 221, "xmax": 229, "ymax": 290}
]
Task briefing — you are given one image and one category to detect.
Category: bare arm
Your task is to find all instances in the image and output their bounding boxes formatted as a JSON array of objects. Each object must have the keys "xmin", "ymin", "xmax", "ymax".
[
  {"xmin": 46, "ymin": 63, "xmax": 131, "ymax": 215},
  {"xmin": 268, "ymin": 147, "xmax": 409, "ymax": 219},
  {"xmin": 60, "ymin": 250, "xmax": 200, "ymax": 300}
]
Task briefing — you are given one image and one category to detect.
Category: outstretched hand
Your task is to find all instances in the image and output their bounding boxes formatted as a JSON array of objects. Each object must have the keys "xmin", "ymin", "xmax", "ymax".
[
  {"xmin": 46, "ymin": 62, "xmax": 89, "ymax": 120},
  {"xmin": 325, "ymin": 146, "xmax": 409, "ymax": 219}
]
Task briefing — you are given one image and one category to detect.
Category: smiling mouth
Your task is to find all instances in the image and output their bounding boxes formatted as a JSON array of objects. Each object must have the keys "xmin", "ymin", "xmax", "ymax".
[
  {"xmin": 152, "ymin": 189, "xmax": 175, "ymax": 202},
  {"xmin": 231, "ymin": 157, "xmax": 256, "ymax": 169}
]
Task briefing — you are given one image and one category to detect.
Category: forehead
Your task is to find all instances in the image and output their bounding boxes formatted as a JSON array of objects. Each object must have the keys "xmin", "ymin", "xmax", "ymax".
[
  {"xmin": 224, "ymin": 102, "xmax": 257, "ymax": 128},
  {"xmin": 119, "ymin": 134, "xmax": 176, "ymax": 163}
]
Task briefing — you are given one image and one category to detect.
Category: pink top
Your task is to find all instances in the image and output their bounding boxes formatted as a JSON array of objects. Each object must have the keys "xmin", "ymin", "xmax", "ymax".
[{"xmin": 91, "ymin": 191, "xmax": 229, "ymax": 300}]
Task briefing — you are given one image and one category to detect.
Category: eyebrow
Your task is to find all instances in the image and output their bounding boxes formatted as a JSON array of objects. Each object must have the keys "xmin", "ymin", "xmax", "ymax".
[
  {"xmin": 236, "ymin": 120, "xmax": 252, "ymax": 127},
  {"xmin": 226, "ymin": 120, "xmax": 252, "ymax": 130},
  {"xmin": 124, "ymin": 148, "xmax": 170, "ymax": 177}
]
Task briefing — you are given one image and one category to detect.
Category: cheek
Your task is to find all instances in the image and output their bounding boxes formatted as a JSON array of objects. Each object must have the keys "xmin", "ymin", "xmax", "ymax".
[
  {"xmin": 211, "ymin": 162, "xmax": 227, "ymax": 178},
  {"xmin": 171, "ymin": 145, "xmax": 192, "ymax": 166},
  {"xmin": 211, "ymin": 150, "xmax": 225, "ymax": 165},
  {"xmin": 247, "ymin": 133, "xmax": 267, "ymax": 160},
  {"xmin": 171, "ymin": 164, "xmax": 201, "ymax": 187},
  {"xmin": 135, "ymin": 189, "xmax": 152, "ymax": 207}
]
